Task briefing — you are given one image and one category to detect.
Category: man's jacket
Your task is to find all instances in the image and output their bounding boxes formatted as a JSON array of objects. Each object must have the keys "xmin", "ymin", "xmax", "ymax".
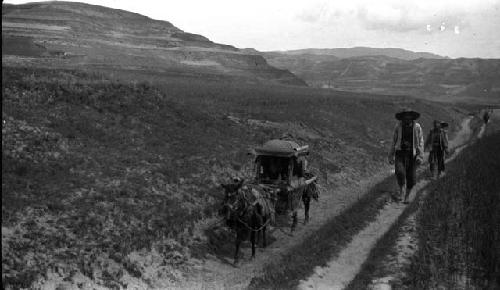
[
  {"xmin": 388, "ymin": 122, "xmax": 424, "ymax": 160},
  {"xmin": 425, "ymin": 128, "xmax": 449, "ymax": 152}
]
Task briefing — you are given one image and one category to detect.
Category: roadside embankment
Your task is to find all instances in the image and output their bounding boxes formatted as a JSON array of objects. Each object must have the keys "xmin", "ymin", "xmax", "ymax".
[{"xmin": 407, "ymin": 131, "xmax": 500, "ymax": 289}]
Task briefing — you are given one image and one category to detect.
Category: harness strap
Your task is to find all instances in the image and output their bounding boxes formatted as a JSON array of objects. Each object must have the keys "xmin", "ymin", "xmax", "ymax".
[{"xmin": 236, "ymin": 215, "xmax": 271, "ymax": 232}]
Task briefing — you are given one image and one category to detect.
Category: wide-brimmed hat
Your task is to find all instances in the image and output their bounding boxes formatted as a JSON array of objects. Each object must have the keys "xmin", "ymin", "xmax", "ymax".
[
  {"xmin": 441, "ymin": 122, "xmax": 449, "ymax": 128},
  {"xmin": 395, "ymin": 108, "xmax": 420, "ymax": 120}
]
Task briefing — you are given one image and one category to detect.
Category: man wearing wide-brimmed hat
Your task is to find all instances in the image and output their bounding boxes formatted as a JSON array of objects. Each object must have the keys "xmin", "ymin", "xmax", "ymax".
[
  {"xmin": 483, "ymin": 109, "xmax": 491, "ymax": 124},
  {"xmin": 388, "ymin": 108, "xmax": 424, "ymax": 203},
  {"xmin": 425, "ymin": 120, "xmax": 449, "ymax": 179}
]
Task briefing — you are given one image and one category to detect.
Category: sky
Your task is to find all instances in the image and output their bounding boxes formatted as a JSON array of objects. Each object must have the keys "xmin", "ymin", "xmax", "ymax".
[{"xmin": 4, "ymin": 0, "xmax": 500, "ymax": 58}]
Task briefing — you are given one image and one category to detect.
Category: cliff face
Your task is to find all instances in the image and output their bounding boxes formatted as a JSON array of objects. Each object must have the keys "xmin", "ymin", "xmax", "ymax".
[{"xmin": 2, "ymin": 2, "xmax": 306, "ymax": 86}]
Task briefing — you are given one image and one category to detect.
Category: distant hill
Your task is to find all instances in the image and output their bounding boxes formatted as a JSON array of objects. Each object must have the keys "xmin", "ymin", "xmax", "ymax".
[
  {"xmin": 1, "ymin": 1, "xmax": 306, "ymax": 86},
  {"xmin": 264, "ymin": 52, "xmax": 500, "ymax": 103},
  {"xmin": 270, "ymin": 47, "xmax": 447, "ymax": 60}
]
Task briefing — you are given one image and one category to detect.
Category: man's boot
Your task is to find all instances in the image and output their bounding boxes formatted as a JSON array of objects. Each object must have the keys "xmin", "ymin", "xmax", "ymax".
[
  {"xmin": 430, "ymin": 164, "xmax": 438, "ymax": 180},
  {"xmin": 403, "ymin": 187, "xmax": 411, "ymax": 204},
  {"xmin": 399, "ymin": 185, "xmax": 406, "ymax": 203}
]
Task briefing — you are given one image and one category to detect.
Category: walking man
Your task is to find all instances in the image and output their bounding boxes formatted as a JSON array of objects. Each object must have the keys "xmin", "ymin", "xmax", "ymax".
[
  {"xmin": 388, "ymin": 108, "xmax": 424, "ymax": 204},
  {"xmin": 483, "ymin": 109, "xmax": 490, "ymax": 124},
  {"xmin": 425, "ymin": 120, "xmax": 449, "ymax": 179}
]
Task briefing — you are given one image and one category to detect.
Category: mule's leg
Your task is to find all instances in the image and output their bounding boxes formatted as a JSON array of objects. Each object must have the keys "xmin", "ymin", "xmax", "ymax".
[
  {"xmin": 291, "ymin": 211, "xmax": 298, "ymax": 232},
  {"xmin": 254, "ymin": 207, "xmax": 263, "ymax": 246},
  {"xmin": 234, "ymin": 232, "xmax": 242, "ymax": 265},
  {"xmin": 250, "ymin": 229, "xmax": 256, "ymax": 259},
  {"xmin": 303, "ymin": 195, "xmax": 311, "ymax": 224},
  {"xmin": 262, "ymin": 226, "xmax": 267, "ymax": 248}
]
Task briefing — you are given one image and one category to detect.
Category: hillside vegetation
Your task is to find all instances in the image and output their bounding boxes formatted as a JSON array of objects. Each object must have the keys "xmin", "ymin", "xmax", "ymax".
[
  {"xmin": 408, "ymin": 131, "xmax": 500, "ymax": 289},
  {"xmin": 2, "ymin": 2, "xmax": 305, "ymax": 86},
  {"xmin": 1, "ymin": 66, "xmax": 465, "ymax": 288}
]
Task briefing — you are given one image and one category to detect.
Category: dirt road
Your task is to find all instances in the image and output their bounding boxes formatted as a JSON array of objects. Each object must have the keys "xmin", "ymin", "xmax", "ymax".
[
  {"xmin": 297, "ymin": 179, "xmax": 429, "ymax": 290},
  {"xmin": 364, "ymin": 116, "xmax": 492, "ymax": 290},
  {"xmin": 297, "ymin": 117, "xmax": 477, "ymax": 290},
  {"xmin": 173, "ymin": 166, "xmax": 394, "ymax": 290},
  {"xmin": 167, "ymin": 116, "xmax": 478, "ymax": 290}
]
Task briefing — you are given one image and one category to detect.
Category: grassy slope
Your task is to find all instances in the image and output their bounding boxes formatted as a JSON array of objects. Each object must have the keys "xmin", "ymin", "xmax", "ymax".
[
  {"xmin": 1, "ymin": 66, "xmax": 464, "ymax": 288},
  {"xmin": 406, "ymin": 131, "xmax": 500, "ymax": 289}
]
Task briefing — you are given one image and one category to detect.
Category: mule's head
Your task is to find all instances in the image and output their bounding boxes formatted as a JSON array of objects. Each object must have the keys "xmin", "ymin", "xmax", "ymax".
[{"xmin": 218, "ymin": 178, "xmax": 245, "ymax": 221}]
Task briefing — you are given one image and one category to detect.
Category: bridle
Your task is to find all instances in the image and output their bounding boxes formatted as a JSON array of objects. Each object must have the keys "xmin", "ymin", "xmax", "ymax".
[{"xmin": 223, "ymin": 189, "xmax": 251, "ymax": 219}]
